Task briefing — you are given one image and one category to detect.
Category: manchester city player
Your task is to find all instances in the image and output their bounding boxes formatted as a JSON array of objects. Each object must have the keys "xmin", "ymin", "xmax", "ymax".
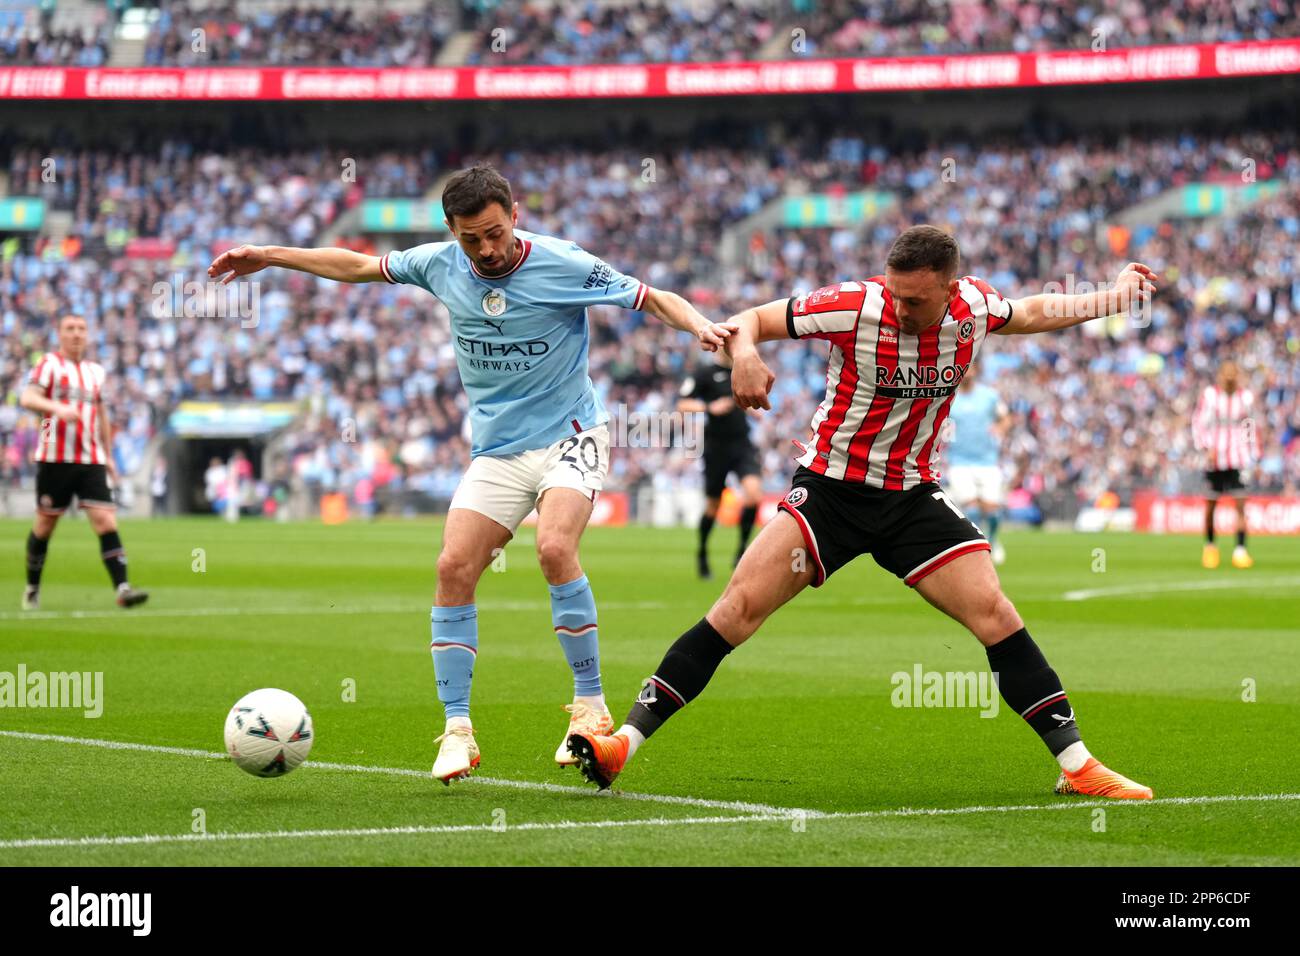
[
  {"xmin": 944, "ymin": 373, "xmax": 1011, "ymax": 564},
  {"xmin": 209, "ymin": 166, "xmax": 733, "ymax": 784}
]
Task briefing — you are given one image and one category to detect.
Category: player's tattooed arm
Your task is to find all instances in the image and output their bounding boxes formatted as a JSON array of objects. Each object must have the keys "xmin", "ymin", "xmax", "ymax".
[
  {"xmin": 721, "ymin": 299, "xmax": 785, "ymax": 410},
  {"xmin": 1000, "ymin": 262, "xmax": 1159, "ymax": 334},
  {"xmin": 208, "ymin": 245, "xmax": 385, "ymax": 284},
  {"xmin": 641, "ymin": 287, "xmax": 737, "ymax": 352}
]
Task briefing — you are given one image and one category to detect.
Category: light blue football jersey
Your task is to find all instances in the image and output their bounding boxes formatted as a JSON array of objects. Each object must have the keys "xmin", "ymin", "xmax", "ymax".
[
  {"xmin": 945, "ymin": 382, "xmax": 1006, "ymax": 467},
  {"xmin": 381, "ymin": 229, "xmax": 648, "ymax": 457}
]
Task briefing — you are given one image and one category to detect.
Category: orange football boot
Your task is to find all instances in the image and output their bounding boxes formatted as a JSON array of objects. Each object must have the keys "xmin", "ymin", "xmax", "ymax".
[
  {"xmin": 567, "ymin": 731, "xmax": 630, "ymax": 790},
  {"xmin": 1055, "ymin": 757, "xmax": 1153, "ymax": 800}
]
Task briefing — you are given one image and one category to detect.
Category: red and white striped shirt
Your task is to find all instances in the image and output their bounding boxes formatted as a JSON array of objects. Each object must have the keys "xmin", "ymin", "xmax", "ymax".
[
  {"xmin": 788, "ymin": 276, "xmax": 1012, "ymax": 490},
  {"xmin": 26, "ymin": 352, "xmax": 109, "ymax": 465},
  {"xmin": 1193, "ymin": 385, "xmax": 1257, "ymax": 471}
]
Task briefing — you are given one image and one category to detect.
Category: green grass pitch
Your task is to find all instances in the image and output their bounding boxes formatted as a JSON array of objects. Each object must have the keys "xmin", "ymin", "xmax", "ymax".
[{"xmin": 1, "ymin": 516, "xmax": 1297, "ymax": 866}]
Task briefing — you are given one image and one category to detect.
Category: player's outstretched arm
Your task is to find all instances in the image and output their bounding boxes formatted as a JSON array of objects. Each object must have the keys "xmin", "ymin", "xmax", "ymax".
[
  {"xmin": 721, "ymin": 299, "xmax": 787, "ymax": 410},
  {"xmin": 207, "ymin": 245, "xmax": 385, "ymax": 285},
  {"xmin": 999, "ymin": 262, "xmax": 1158, "ymax": 334},
  {"xmin": 641, "ymin": 287, "xmax": 737, "ymax": 352}
]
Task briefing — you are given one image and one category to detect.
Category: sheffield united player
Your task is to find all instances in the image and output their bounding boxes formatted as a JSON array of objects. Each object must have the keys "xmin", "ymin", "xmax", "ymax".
[
  {"xmin": 19, "ymin": 315, "xmax": 149, "ymax": 610},
  {"xmin": 678, "ymin": 358, "xmax": 763, "ymax": 578},
  {"xmin": 569, "ymin": 226, "xmax": 1159, "ymax": 800},
  {"xmin": 1192, "ymin": 360, "xmax": 1258, "ymax": 569}
]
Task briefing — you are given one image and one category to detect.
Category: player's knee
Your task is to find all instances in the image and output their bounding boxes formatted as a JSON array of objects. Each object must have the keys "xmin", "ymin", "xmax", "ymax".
[
  {"xmin": 711, "ymin": 583, "xmax": 763, "ymax": 638},
  {"xmin": 535, "ymin": 536, "xmax": 577, "ymax": 582},
  {"xmin": 984, "ymin": 591, "xmax": 1023, "ymax": 640},
  {"xmin": 435, "ymin": 551, "xmax": 478, "ymax": 600}
]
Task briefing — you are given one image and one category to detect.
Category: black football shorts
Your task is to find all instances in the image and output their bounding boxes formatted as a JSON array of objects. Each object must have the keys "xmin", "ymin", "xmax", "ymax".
[
  {"xmin": 777, "ymin": 466, "xmax": 988, "ymax": 587},
  {"xmin": 1205, "ymin": 469, "xmax": 1245, "ymax": 494},
  {"xmin": 702, "ymin": 440, "xmax": 761, "ymax": 499},
  {"xmin": 36, "ymin": 463, "xmax": 114, "ymax": 514}
]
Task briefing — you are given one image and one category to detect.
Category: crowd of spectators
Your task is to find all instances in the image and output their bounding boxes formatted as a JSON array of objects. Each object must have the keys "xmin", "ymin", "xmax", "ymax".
[
  {"xmin": 140, "ymin": 1, "xmax": 455, "ymax": 66},
  {"xmin": 1, "ymin": 0, "xmax": 1295, "ymax": 67},
  {"xmin": 465, "ymin": 0, "xmax": 1300, "ymax": 64},
  {"xmin": 2, "ymin": 123, "xmax": 1298, "ymax": 521}
]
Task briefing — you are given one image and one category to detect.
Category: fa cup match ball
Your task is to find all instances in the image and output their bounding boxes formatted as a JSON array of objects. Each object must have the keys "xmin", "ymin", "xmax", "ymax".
[{"xmin": 224, "ymin": 688, "xmax": 314, "ymax": 777}]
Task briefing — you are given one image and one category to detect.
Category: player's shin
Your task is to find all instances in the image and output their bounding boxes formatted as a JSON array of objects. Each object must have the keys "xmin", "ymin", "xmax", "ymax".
[
  {"xmin": 550, "ymin": 574, "xmax": 601, "ymax": 699},
  {"xmin": 621, "ymin": 617, "xmax": 734, "ymax": 752},
  {"xmin": 25, "ymin": 532, "xmax": 49, "ymax": 589},
  {"xmin": 986, "ymin": 628, "xmax": 1086, "ymax": 770},
  {"xmin": 98, "ymin": 530, "xmax": 128, "ymax": 589},
  {"xmin": 430, "ymin": 604, "xmax": 478, "ymax": 721},
  {"xmin": 738, "ymin": 505, "xmax": 758, "ymax": 554}
]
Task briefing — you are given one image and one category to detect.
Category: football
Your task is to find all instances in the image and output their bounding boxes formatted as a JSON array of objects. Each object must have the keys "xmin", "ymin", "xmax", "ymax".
[{"xmin": 223, "ymin": 688, "xmax": 314, "ymax": 778}]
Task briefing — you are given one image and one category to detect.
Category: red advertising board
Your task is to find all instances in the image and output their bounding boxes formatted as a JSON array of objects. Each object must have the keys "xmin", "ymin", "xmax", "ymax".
[
  {"xmin": 0, "ymin": 39, "xmax": 1296, "ymax": 101},
  {"xmin": 1133, "ymin": 492, "xmax": 1300, "ymax": 535}
]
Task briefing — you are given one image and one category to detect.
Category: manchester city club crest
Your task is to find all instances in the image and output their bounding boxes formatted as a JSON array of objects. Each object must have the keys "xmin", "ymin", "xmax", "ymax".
[
  {"xmin": 958, "ymin": 318, "xmax": 975, "ymax": 342},
  {"xmin": 482, "ymin": 288, "xmax": 507, "ymax": 317}
]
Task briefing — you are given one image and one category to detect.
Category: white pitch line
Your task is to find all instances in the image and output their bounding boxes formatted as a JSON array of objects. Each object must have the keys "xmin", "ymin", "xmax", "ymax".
[
  {"xmin": 0, "ymin": 730, "xmax": 804, "ymax": 818},
  {"xmin": 3, "ymin": 793, "xmax": 1297, "ymax": 852},
  {"xmin": 1063, "ymin": 575, "xmax": 1300, "ymax": 602}
]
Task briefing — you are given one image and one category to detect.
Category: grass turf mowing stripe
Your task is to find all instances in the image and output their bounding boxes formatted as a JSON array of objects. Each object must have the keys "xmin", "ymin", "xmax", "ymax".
[
  {"xmin": 3, "ymin": 794, "xmax": 1297, "ymax": 851},
  {"xmin": 0, "ymin": 730, "xmax": 807, "ymax": 817},
  {"xmin": 0, "ymin": 599, "xmax": 669, "ymax": 621}
]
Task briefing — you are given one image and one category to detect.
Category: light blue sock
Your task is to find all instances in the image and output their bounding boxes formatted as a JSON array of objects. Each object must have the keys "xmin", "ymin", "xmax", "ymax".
[
  {"xmin": 550, "ymin": 575, "xmax": 602, "ymax": 698},
  {"xmin": 430, "ymin": 604, "xmax": 477, "ymax": 720},
  {"xmin": 987, "ymin": 513, "xmax": 1001, "ymax": 544}
]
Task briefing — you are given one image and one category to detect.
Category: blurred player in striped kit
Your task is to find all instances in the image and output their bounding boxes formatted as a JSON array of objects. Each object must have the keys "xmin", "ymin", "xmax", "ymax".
[
  {"xmin": 1193, "ymin": 360, "xmax": 1258, "ymax": 569},
  {"xmin": 19, "ymin": 315, "xmax": 149, "ymax": 610}
]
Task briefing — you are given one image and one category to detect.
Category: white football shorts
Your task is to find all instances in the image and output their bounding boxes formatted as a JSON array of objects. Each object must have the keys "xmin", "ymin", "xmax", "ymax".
[
  {"xmin": 449, "ymin": 424, "xmax": 610, "ymax": 534},
  {"xmin": 945, "ymin": 464, "xmax": 1006, "ymax": 508}
]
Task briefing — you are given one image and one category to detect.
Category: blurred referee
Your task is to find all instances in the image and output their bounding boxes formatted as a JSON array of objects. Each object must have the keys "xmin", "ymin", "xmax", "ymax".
[{"xmin": 678, "ymin": 358, "xmax": 762, "ymax": 578}]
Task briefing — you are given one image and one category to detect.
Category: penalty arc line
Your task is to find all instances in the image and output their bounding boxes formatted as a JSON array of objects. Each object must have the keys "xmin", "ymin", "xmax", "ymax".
[
  {"xmin": 2, "ymin": 793, "xmax": 1298, "ymax": 851},
  {"xmin": 0, "ymin": 730, "xmax": 806, "ymax": 818}
]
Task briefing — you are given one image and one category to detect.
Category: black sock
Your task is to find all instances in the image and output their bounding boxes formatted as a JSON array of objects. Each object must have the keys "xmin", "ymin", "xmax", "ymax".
[
  {"xmin": 98, "ymin": 531, "xmax": 128, "ymax": 588},
  {"xmin": 625, "ymin": 617, "xmax": 733, "ymax": 739},
  {"xmin": 698, "ymin": 513, "xmax": 715, "ymax": 551},
  {"xmin": 25, "ymin": 532, "xmax": 49, "ymax": 589},
  {"xmin": 986, "ymin": 628, "xmax": 1080, "ymax": 756},
  {"xmin": 1205, "ymin": 507, "xmax": 1215, "ymax": 543},
  {"xmin": 738, "ymin": 505, "xmax": 758, "ymax": 552},
  {"xmin": 1236, "ymin": 527, "xmax": 1246, "ymax": 548}
]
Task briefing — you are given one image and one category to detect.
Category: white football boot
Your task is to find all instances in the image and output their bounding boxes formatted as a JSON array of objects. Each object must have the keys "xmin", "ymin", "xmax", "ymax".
[
  {"xmin": 432, "ymin": 719, "xmax": 480, "ymax": 785},
  {"xmin": 21, "ymin": 586, "xmax": 39, "ymax": 611},
  {"xmin": 555, "ymin": 698, "xmax": 614, "ymax": 766}
]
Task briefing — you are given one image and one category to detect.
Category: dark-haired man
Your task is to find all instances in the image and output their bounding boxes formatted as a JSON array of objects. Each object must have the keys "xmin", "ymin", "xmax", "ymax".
[
  {"xmin": 569, "ymin": 225, "xmax": 1160, "ymax": 801},
  {"xmin": 209, "ymin": 165, "xmax": 733, "ymax": 784},
  {"xmin": 678, "ymin": 358, "xmax": 762, "ymax": 578},
  {"xmin": 20, "ymin": 314, "xmax": 149, "ymax": 610}
]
